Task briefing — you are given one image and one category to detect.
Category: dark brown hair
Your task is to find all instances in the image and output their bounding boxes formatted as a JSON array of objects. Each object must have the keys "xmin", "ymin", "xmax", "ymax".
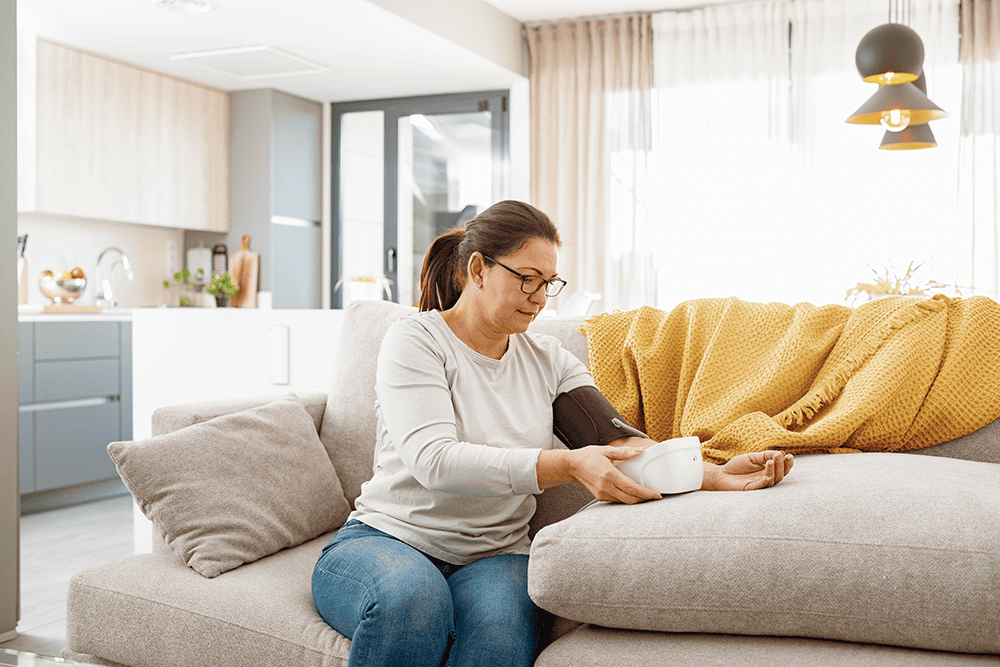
[{"xmin": 418, "ymin": 200, "xmax": 561, "ymax": 312}]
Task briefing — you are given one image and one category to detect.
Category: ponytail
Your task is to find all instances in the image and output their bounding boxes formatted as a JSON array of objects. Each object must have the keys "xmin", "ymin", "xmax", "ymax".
[{"xmin": 418, "ymin": 229, "xmax": 464, "ymax": 312}]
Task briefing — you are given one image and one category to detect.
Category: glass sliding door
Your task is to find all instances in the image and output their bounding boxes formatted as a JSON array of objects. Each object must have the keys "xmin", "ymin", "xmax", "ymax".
[
  {"xmin": 331, "ymin": 91, "xmax": 508, "ymax": 308},
  {"xmin": 397, "ymin": 110, "xmax": 494, "ymax": 308},
  {"xmin": 336, "ymin": 110, "xmax": 387, "ymax": 305}
]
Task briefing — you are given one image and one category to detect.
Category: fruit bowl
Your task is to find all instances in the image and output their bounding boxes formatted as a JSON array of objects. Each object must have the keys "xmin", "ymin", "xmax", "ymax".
[{"xmin": 39, "ymin": 276, "xmax": 87, "ymax": 304}]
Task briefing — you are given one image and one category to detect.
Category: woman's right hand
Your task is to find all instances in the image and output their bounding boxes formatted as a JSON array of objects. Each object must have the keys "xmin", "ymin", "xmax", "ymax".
[{"xmin": 568, "ymin": 446, "xmax": 662, "ymax": 504}]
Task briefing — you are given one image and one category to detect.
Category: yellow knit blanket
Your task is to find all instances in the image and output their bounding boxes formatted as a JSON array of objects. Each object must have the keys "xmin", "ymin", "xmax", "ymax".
[{"xmin": 581, "ymin": 295, "xmax": 1000, "ymax": 464}]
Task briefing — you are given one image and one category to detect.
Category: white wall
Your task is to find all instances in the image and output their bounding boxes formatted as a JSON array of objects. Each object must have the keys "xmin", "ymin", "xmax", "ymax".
[
  {"xmin": 131, "ymin": 308, "xmax": 345, "ymax": 441},
  {"xmin": 508, "ymin": 78, "xmax": 530, "ymax": 203},
  {"xmin": 17, "ymin": 214, "xmax": 186, "ymax": 308},
  {"xmin": 366, "ymin": 0, "xmax": 525, "ymax": 78},
  {"xmin": 2, "ymin": 0, "xmax": 20, "ymax": 642}
]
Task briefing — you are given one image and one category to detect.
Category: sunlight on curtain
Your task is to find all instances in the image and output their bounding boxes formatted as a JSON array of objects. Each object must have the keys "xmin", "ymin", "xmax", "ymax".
[
  {"xmin": 959, "ymin": 0, "xmax": 1000, "ymax": 299},
  {"xmin": 606, "ymin": 88, "xmax": 656, "ymax": 311},
  {"xmin": 645, "ymin": 0, "xmax": 962, "ymax": 309},
  {"xmin": 525, "ymin": 16, "xmax": 653, "ymax": 314}
]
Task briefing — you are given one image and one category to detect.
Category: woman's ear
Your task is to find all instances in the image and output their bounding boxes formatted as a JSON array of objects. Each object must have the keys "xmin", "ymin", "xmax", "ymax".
[{"xmin": 467, "ymin": 252, "xmax": 487, "ymax": 290}]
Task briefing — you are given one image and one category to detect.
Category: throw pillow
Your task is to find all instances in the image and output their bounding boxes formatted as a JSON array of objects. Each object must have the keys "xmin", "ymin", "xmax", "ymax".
[{"xmin": 108, "ymin": 394, "xmax": 350, "ymax": 578}]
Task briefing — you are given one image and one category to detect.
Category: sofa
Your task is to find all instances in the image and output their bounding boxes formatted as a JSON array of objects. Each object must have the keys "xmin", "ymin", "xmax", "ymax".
[{"xmin": 63, "ymin": 299, "xmax": 1000, "ymax": 666}]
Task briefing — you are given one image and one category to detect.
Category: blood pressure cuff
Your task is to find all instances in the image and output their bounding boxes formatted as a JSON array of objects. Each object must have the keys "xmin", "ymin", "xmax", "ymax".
[{"xmin": 552, "ymin": 385, "xmax": 648, "ymax": 450}]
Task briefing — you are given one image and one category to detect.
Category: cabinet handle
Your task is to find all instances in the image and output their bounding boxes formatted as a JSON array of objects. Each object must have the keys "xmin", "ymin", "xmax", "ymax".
[
  {"xmin": 19, "ymin": 396, "xmax": 117, "ymax": 413},
  {"xmin": 386, "ymin": 248, "xmax": 397, "ymax": 274}
]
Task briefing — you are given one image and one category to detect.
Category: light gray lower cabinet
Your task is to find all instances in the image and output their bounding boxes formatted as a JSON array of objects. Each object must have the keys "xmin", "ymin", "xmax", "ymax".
[
  {"xmin": 18, "ymin": 411, "xmax": 33, "ymax": 496},
  {"xmin": 18, "ymin": 320, "xmax": 132, "ymax": 497},
  {"xmin": 34, "ymin": 402, "xmax": 121, "ymax": 492},
  {"xmin": 18, "ymin": 322, "xmax": 33, "ymax": 404}
]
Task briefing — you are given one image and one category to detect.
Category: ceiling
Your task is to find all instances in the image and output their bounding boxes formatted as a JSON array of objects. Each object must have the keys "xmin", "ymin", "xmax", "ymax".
[
  {"xmin": 15, "ymin": 0, "xmax": 715, "ymax": 104},
  {"xmin": 486, "ymin": 0, "xmax": 689, "ymax": 23}
]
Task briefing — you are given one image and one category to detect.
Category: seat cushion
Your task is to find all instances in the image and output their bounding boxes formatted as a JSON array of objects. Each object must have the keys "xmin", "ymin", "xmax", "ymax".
[
  {"xmin": 65, "ymin": 532, "xmax": 350, "ymax": 667},
  {"xmin": 528, "ymin": 452, "xmax": 1000, "ymax": 654},
  {"xmin": 537, "ymin": 625, "xmax": 1000, "ymax": 667}
]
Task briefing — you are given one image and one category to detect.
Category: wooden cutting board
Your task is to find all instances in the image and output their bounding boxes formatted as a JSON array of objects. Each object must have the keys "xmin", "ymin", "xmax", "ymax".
[
  {"xmin": 228, "ymin": 234, "xmax": 259, "ymax": 308},
  {"xmin": 41, "ymin": 304, "xmax": 103, "ymax": 313}
]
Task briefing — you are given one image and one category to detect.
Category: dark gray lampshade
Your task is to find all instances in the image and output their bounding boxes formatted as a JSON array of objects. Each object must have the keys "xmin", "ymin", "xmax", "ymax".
[
  {"xmin": 855, "ymin": 23, "xmax": 924, "ymax": 84},
  {"xmin": 879, "ymin": 122, "xmax": 937, "ymax": 150},
  {"xmin": 845, "ymin": 81, "xmax": 947, "ymax": 126}
]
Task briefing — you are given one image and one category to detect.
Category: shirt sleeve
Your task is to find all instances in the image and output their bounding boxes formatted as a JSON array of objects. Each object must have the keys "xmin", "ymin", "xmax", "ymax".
[
  {"xmin": 549, "ymin": 335, "xmax": 596, "ymax": 395},
  {"xmin": 375, "ymin": 319, "xmax": 542, "ymax": 497}
]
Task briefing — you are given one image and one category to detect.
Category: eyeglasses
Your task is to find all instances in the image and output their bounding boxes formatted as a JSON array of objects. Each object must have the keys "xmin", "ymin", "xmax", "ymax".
[{"xmin": 484, "ymin": 257, "xmax": 568, "ymax": 297}]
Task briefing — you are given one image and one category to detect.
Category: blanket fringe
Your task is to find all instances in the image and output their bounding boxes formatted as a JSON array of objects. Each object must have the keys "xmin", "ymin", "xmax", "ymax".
[
  {"xmin": 775, "ymin": 295, "xmax": 949, "ymax": 429},
  {"xmin": 577, "ymin": 311, "xmax": 617, "ymax": 337}
]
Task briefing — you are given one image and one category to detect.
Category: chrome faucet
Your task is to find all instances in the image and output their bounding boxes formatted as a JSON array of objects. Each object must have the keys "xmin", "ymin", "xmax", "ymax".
[{"xmin": 94, "ymin": 247, "xmax": 134, "ymax": 309}]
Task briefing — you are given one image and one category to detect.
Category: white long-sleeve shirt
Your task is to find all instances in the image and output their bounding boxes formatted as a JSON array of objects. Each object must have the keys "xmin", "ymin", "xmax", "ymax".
[{"xmin": 350, "ymin": 309, "xmax": 593, "ymax": 565}]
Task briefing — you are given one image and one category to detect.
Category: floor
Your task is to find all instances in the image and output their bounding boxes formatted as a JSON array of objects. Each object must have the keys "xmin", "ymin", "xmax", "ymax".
[{"xmin": 0, "ymin": 494, "xmax": 133, "ymax": 658}]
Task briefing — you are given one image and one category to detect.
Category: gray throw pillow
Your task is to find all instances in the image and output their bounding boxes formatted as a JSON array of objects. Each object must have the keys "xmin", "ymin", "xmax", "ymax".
[{"xmin": 108, "ymin": 394, "xmax": 351, "ymax": 578}]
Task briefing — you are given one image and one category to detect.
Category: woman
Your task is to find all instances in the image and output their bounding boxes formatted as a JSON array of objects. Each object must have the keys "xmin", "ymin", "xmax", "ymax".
[{"xmin": 312, "ymin": 200, "xmax": 793, "ymax": 667}]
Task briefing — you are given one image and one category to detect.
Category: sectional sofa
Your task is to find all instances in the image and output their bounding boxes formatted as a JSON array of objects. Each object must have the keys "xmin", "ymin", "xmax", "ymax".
[{"xmin": 63, "ymin": 299, "xmax": 1000, "ymax": 666}]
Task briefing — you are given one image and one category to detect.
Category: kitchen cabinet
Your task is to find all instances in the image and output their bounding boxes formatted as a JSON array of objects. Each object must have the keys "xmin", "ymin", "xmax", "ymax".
[
  {"xmin": 17, "ymin": 36, "xmax": 228, "ymax": 231},
  {"xmin": 18, "ymin": 320, "xmax": 132, "ymax": 500},
  {"xmin": 229, "ymin": 88, "xmax": 322, "ymax": 308},
  {"xmin": 18, "ymin": 323, "xmax": 33, "ymax": 496}
]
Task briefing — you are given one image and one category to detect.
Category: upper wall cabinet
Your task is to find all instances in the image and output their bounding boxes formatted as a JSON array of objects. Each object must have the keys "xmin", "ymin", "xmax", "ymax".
[{"xmin": 17, "ymin": 36, "xmax": 229, "ymax": 231}]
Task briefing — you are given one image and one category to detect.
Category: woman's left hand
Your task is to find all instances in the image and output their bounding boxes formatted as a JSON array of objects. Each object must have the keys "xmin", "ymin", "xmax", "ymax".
[{"xmin": 701, "ymin": 450, "xmax": 794, "ymax": 491}]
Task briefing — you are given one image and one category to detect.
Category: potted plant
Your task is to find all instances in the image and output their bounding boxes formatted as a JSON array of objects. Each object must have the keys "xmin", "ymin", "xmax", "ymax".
[
  {"xmin": 163, "ymin": 268, "xmax": 202, "ymax": 307},
  {"xmin": 846, "ymin": 260, "xmax": 961, "ymax": 305},
  {"xmin": 163, "ymin": 269, "xmax": 240, "ymax": 307},
  {"xmin": 334, "ymin": 274, "xmax": 394, "ymax": 305},
  {"xmin": 206, "ymin": 271, "xmax": 239, "ymax": 307}
]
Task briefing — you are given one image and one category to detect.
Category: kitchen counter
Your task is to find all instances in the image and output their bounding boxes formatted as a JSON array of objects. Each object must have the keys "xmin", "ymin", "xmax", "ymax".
[{"xmin": 18, "ymin": 305, "xmax": 134, "ymax": 322}]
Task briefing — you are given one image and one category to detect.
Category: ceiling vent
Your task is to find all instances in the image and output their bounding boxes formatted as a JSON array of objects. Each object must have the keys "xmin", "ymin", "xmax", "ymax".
[{"xmin": 168, "ymin": 45, "xmax": 329, "ymax": 81}]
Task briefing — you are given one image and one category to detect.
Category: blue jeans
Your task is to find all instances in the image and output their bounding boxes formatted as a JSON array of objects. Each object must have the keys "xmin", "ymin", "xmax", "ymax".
[{"xmin": 312, "ymin": 519, "xmax": 549, "ymax": 667}]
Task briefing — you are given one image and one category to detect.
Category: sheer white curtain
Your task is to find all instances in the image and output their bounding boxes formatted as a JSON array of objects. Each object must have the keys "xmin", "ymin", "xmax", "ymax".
[
  {"xmin": 647, "ymin": 0, "xmax": 963, "ymax": 309},
  {"xmin": 959, "ymin": 0, "xmax": 1000, "ymax": 298},
  {"xmin": 525, "ymin": 16, "xmax": 654, "ymax": 313}
]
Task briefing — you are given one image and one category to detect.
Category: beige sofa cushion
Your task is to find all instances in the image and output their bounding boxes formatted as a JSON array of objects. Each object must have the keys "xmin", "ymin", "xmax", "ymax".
[
  {"xmin": 320, "ymin": 300, "xmax": 417, "ymax": 506},
  {"xmin": 109, "ymin": 394, "xmax": 351, "ymax": 578},
  {"xmin": 536, "ymin": 625, "xmax": 1000, "ymax": 667},
  {"xmin": 65, "ymin": 532, "xmax": 350, "ymax": 667},
  {"xmin": 528, "ymin": 452, "xmax": 1000, "ymax": 655}
]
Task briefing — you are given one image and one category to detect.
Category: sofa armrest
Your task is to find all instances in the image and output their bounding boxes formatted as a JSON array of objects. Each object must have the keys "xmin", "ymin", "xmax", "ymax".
[{"xmin": 151, "ymin": 390, "xmax": 329, "ymax": 437}]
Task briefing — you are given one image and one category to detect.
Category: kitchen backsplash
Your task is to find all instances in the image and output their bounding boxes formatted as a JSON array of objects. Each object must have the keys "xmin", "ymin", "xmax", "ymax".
[{"xmin": 17, "ymin": 214, "xmax": 186, "ymax": 308}]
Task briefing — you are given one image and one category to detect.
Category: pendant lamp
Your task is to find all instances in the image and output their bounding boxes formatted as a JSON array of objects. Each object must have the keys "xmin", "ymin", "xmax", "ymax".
[
  {"xmin": 845, "ymin": 0, "xmax": 947, "ymax": 147},
  {"xmin": 855, "ymin": 23, "xmax": 924, "ymax": 84},
  {"xmin": 878, "ymin": 122, "xmax": 936, "ymax": 149},
  {"xmin": 845, "ymin": 81, "xmax": 947, "ymax": 131},
  {"xmin": 879, "ymin": 73, "xmax": 937, "ymax": 149}
]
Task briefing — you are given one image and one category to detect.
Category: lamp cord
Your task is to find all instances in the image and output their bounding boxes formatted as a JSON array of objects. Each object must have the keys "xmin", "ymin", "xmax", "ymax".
[{"xmin": 888, "ymin": 0, "xmax": 912, "ymax": 25}]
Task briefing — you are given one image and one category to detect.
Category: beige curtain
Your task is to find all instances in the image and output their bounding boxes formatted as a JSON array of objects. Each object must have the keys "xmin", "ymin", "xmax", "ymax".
[
  {"xmin": 525, "ymin": 15, "xmax": 653, "ymax": 312},
  {"xmin": 959, "ymin": 0, "xmax": 1000, "ymax": 298}
]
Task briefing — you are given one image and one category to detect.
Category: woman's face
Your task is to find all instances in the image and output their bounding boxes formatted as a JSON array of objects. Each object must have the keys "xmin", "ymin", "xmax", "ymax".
[{"xmin": 476, "ymin": 237, "xmax": 561, "ymax": 335}]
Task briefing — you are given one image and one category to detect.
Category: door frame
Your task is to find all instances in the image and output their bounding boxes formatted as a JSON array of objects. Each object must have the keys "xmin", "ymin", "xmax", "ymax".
[{"xmin": 330, "ymin": 90, "xmax": 510, "ymax": 307}]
